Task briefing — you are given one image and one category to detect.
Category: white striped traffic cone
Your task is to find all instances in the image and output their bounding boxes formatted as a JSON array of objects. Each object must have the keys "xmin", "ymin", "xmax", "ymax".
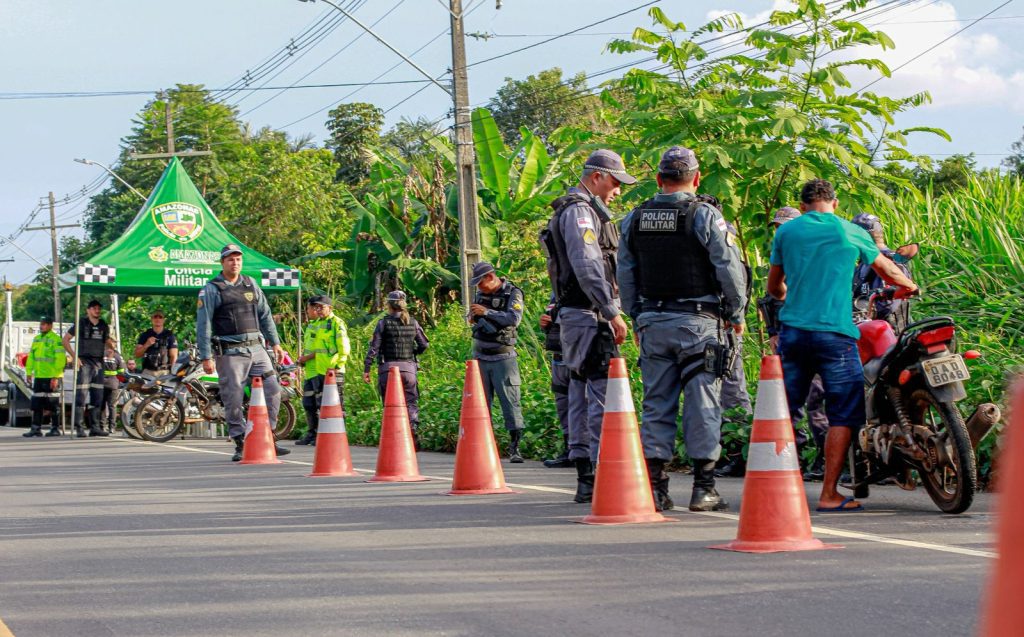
[{"xmin": 308, "ymin": 369, "xmax": 357, "ymax": 477}]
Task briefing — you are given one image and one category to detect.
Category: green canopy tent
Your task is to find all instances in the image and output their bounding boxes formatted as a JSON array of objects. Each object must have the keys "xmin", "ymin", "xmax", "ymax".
[{"xmin": 60, "ymin": 158, "xmax": 303, "ymax": 433}]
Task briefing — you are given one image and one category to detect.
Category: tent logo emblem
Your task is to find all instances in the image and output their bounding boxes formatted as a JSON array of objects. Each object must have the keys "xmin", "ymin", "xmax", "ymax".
[
  {"xmin": 148, "ymin": 246, "xmax": 168, "ymax": 262},
  {"xmin": 152, "ymin": 202, "xmax": 204, "ymax": 243}
]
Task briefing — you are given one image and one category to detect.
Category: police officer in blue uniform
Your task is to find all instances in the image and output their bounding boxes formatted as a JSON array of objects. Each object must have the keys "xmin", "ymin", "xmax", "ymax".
[
  {"xmin": 468, "ymin": 262, "xmax": 526, "ymax": 463},
  {"xmin": 196, "ymin": 244, "xmax": 290, "ymax": 462},
  {"xmin": 851, "ymin": 213, "xmax": 912, "ymax": 331},
  {"xmin": 618, "ymin": 146, "xmax": 747, "ymax": 512},
  {"xmin": 542, "ymin": 149, "xmax": 633, "ymax": 503}
]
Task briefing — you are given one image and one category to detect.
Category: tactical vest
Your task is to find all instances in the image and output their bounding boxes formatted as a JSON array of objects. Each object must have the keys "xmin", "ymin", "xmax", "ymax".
[
  {"xmin": 140, "ymin": 330, "xmax": 174, "ymax": 370},
  {"xmin": 542, "ymin": 193, "xmax": 619, "ymax": 310},
  {"xmin": 627, "ymin": 198, "xmax": 719, "ymax": 301},
  {"xmin": 380, "ymin": 316, "xmax": 417, "ymax": 362},
  {"xmin": 210, "ymin": 276, "xmax": 261, "ymax": 337},
  {"xmin": 472, "ymin": 281, "xmax": 520, "ymax": 352},
  {"xmin": 77, "ymin": 318, "xmax": 108, "ymax": 360}
]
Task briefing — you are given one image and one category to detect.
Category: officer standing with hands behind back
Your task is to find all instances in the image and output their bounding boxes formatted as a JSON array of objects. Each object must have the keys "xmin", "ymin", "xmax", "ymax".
[
  {"xmin": 618, "ymin": 146, "xmax": 747, "ymax": 512},
  {"xmin": 468, "ymin": 261, "xmax": 526, "ymax": 463},
  {"xmin": 542, "ymin": 149, "xmax": 633, "ymax": 503},
  {"xmin": 196, "ymin": 244, "xmax": 290, "ymax": 462}
]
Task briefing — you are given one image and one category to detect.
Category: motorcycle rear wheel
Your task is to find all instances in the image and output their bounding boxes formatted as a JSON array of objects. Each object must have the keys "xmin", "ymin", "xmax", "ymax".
[
  {"xmin": 119, "ymin": 394, "xmax": 144, "ymax": 439},
  {"xmin": 273, "ymin": 400, "xmax": 296, "ymax": 441},
  {"xmin": 135, "ymin": 394, "xmax": 185, "ymax": 443},
  {"xmin": 908, "ymin": 389, "xmax": 976, "ymax": 514}
]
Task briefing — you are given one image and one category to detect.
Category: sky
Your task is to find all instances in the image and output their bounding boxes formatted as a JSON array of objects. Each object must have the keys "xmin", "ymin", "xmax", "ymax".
[{"xmin": 1, "ymin": 0, "xmax": 1021, "ymax": 285}]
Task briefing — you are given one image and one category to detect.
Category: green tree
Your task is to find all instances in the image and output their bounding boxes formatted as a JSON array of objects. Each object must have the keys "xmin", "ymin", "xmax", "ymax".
[
  {"xmin": 487, "ymin": 68, "xmax": 602, "ymax": 146},
  {"xmin": 325, "ymin": 102, "xmax": 384, "ymax": 186},
  {"xmin": 381, "ymin": 116, "xmax": 446, "ymax": 164},
  {"xmin": 913, "ymin": 153, "xmax": 978, "ymax": 195},
  {"xmin": 1003, "ymin": 128, "xmax": 1024, "ymax": 178}
]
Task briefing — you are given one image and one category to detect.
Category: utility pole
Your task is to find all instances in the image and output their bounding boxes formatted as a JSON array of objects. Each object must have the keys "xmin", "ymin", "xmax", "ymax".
[
  {"xmin": 25, "ymin": 196, "xmax": 79, "ymax": 331},
  {"xmin": 128, "ymin": 92, "xmax": 213, "ymax": 162},
  {"xmin": 450, "ymin": 0, "xmax": 482, "ymax": 309}
]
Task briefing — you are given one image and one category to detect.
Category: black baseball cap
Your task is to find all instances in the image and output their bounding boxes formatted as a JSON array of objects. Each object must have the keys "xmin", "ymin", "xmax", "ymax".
[
  {"xmin": 584, "ymin": 149, "xmax": 637, "ymax": 185},
  {"xmin": 309, "ymin": 294, "xmax": 332, "ymax": 306},
  {"xmin": 220, "ymin": 244, "xmax": 243, "ymax": 259},
  {"xmin": 39, "ymin": 315, "xmax": 54, "ymax": 324},
  {"xmin": 151, "ymin": 309, "xmax": 165, "ymax": 317},
  {"xmin": 87, "ymin": 299, "xmax": 102, "ymax": 309},
  {"xmin": 470, "ymin": 261, "xmax": 496, "ymax": 286}
]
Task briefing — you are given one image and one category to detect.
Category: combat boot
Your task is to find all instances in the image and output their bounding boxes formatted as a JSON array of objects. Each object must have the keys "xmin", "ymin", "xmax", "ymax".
[
  {"xmin": 22, "ymin": 425, "xmax": 43, "ymax": 438},
  {"xmin": 573, "ymin": 458, "xmax": 594, "ymax": 503},
  {"xmin": 543, "ymin": 434, "xmax": 573, "ymax": 468},
  {"xmin": 45, "ymin": 426, "xmax": 62, "ymax": 437},
  {"xmin": 295, "ymin": 429, "xmax": 317, "ymax": 446},
  {"xmin": 75, "ymin": 426, "xmax": 87, "ymax": 438},
  {"xmin": 508, "ymin": 429, "xmax": 524, "ymax": 463},
  {"xmin": 645, "ymin": 458, "xmax": 674, "ymax": 511},
  {"xmin": 231, "ymin": 435, "xmax": 244, "ymax": 462},
  {"xmin": 89, "ymin": 426, "xmax": 109, "ymax": 437},
  {"xmin": 274, "ymin": 443, "xmax": 291, "ymax": 457},
  {"xmin": 689, "ymin": 459, "xmax": 729, "ymax": 512}
]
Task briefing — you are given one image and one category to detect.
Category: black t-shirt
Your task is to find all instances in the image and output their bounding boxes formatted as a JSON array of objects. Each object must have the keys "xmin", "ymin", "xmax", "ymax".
[
  {"xmin": 67, "ymin": 319, "xmax": 110, "ymax": 361},
  {"xmin": 137, "ymin": 329, "xmax": 178, "ymax": 370}
]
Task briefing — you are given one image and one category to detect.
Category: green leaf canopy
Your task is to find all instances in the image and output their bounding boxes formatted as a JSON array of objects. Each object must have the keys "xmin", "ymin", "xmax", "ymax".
[{"xmin": 61, "ymin": 158, "xmax": 300, "ymax": 295}]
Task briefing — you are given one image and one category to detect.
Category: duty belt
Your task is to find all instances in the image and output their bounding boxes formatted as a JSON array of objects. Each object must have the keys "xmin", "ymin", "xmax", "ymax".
[
  {"xmin": 475, "ymin": 344, "xmax": 515, "ymax": 355},
  {"xmin": 640, "ymin": 299, "xmax": 721, "ymax": 319},
  {"xmin": 212, "ymin": 337, "xmax": 262, "ymax": 354}
]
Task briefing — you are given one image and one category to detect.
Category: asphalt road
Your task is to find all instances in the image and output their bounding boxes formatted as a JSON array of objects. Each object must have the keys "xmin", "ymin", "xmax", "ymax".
[{"xmin": 0, "ymin": 428, "xmax": 995, "ymax": 637}]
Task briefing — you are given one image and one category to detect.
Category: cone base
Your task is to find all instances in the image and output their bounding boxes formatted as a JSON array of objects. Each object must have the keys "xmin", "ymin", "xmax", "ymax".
[
  {"xmin": 577, "ymin": 512, "xmax": 674, "ymax": 525},
  {"xmin": 239, "ymin": 458, "xmax": 283, "ymax": 465},
  {"xmin": 445, "ymin": 487, "xmax": 517, "ymax": 496},
  {"xmin": 366, "ymin": 475, "xmax": 429, "ymax": 483},
  {"xmin": 708, "ymin": 539, "xmax": 842, "ymax": 553},
  {"xmin": 307, "ymin": 470, "xmax": 359, "ymax": 477}
]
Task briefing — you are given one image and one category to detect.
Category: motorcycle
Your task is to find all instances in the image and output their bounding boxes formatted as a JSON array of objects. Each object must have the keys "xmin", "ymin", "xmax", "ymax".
[
  {"xmin": 133, "ymin": 345, "xmax": 298, "ymax": 443},
  {"xmin": 848, "ymin": 287, "xmax": 1000, "ymax": 514}
]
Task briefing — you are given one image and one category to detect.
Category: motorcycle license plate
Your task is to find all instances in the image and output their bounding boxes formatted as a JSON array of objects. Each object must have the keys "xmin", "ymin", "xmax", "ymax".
[{"xmin": 922, "ymin": 355, "xmax": 969, "ymax": 388}]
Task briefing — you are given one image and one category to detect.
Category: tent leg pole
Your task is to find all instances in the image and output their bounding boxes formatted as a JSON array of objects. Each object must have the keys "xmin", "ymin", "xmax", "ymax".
[
  {"xmin": 111, "ymin": 294, "xmax": 121, "ymax": 353},
  {"xmin": 68, "ymin": 286, "xmax": 81, "ymax": 437},
  {"xmin": 296, "ymin": 290, "xmax": 302, "ymax": 362}
]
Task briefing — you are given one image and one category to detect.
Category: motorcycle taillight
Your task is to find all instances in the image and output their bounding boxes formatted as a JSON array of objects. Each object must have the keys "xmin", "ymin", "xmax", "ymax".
[{"xmin": 917, "ymin": 325, "xmax": 954, "ymax": 347}]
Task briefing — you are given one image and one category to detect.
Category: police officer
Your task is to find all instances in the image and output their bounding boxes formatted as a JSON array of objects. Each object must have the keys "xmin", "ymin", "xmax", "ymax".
[
  {"xmin": 24, "ymin": 316, "xmax": 65, "ymax": 437},
  {"xmin": 617, "ymin": 146, "xmax": 747, "ymax": 512},
  {"xmin": 196, "ymin": 244, "xmax": 291, "ymax": 462},
  {"xmin": 134, "ymin": 309, "xmax": 178, "ymax": 375},
  {"xmin": 363, "ymin": 291, "xmax": 429, "ymax": 443},
  {"xmin": 542, "ymin": 149, "xmax": 633, "ymax": 503},
  {"xmin": 101, "ymin": 346, "xmax": 125, "ymax": 434},
  {"xmin": 468, "ymin": 261, "xmax": 526, "ymax": 463},
  {"xmin": 63, "ymin": 299, "xmax": 115, "ymax": 437},
  {"xmin": 851, "ymin": 213, "xmax": 913, "ymax": 331},
  {"xmin": 540, "ymin": 300, "xmax": 572, "ymax": 468},
  {"xmin": 296, "ymin": 295, "xmax": 350, "ymax": 446}
]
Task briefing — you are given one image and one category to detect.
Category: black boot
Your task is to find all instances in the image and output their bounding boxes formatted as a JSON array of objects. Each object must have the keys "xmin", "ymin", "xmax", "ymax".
[
  {"xmin": 690, "ymin": 459, "xmax": 729, "ymax": 512},
  {"xmin": 543, "ymin": 434, "xmax": 573, "ymax": 468},
  {"xmin": 75, "ymin": 426, "xmax": 87, "ymax": 438},
  {"xmin": 508, "ymin": 429, "xmax": 524, "ymax": 463},
  {"xmin": 89, "ymin": 426, "xmax": 110, "ymax": 437},
  {"xmin": 274, "ymin": 443, "xmax": 291, "ymax": 457},
  {"xmin": 646, "ymin": 458, "xmax": 674, "ymax": 511},
  {"xmin": 573, "ymin": 458, "xmax": 594, "ymax": 503},
  {"xmin": 714, "ymin": 454, "xmax": 746, "ymax": 478},
  {"xmin": 295, "ymin": 429, "xmax": 317, "ymax": 446},
  {"xmin": 45, "ymin": 426, "xmax": 62, "ymax": 437},
  {"xmin": 231, "ymin": 435, "xmax": 244, "ymax": 462},
  {"xmin": 23, "ymin": 424, "xmax": 43, "ymax": 438}
]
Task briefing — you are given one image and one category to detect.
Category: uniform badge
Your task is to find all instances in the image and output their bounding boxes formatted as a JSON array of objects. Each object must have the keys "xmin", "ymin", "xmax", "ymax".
[
  {"xmin": 577, "ymin": 215, "xmax": 595, "ymax": 229},
  {"xmin": 197, "ymin": 299, "xmax": 203, "ymax": 308},
  {"xmin": 491, "ymin": 298, "xmax": 501, "ymax": 308},
  {"xmin": 582, "ymin": 228, "xmax": 597, "ymax": 245},
  {"xmin": 726, "ymin": 232, "xmax": 736, "ymax": 247},
  {"xmin": 512, "ymin": 303, "xmax": 522, "ymax": 311},
  {"xmin": 244, "ymin": 292, "xmax": 255, "ymax": 302}
]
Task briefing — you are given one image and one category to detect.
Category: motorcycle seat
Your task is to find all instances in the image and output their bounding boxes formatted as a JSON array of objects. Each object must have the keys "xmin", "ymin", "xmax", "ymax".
[{"xmin": 863, "ymin": 344, "xmax": 897, "ymax": 384}]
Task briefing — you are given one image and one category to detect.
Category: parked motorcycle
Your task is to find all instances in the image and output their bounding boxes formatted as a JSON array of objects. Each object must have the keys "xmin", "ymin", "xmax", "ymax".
[
  {"xmin": 133, "ymin": 345, "xmax": 298, "ymax": 443},
  {"xmin": 849, "ymin": 287, "xmax": 999, "ymax": 513}
]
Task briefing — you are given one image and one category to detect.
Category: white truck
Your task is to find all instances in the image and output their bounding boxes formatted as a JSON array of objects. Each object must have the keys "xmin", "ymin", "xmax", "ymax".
[{"xmin": 1, "ymin": 320, "xmax": 75, "ymax": 426}]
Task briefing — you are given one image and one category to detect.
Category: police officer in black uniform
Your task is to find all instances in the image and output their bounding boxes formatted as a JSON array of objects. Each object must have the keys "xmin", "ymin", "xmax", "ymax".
[{"xmin": 63, "ymin": 299, "xmax": 115, "ymax": 437}]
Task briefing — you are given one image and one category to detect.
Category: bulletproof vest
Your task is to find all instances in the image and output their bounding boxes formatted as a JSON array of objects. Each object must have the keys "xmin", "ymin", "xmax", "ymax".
[
  {"xmin": 380, "ymin": 316, "xmax": 417, "ymax": 362},
  {"xmin": 141, "ymin": 330, "xmax": 173, "ymax": 370},
  {"xmin": 210, "ymin": 276, "xmax": 261, "ymax": 337},
  {"xmin": 542, "ymin": 193, "xmax": 619, "ymax": 309},
  {"xmin": 628, "ymin": 198, "xmax": 719, "ymax": 301},
  {"xmin": 472, "ymin": 281, "xmax": 519, "ymax": 349},
  {"xmin": 77, "ymin": 318, "xmax": 107, "ymax": 360}
]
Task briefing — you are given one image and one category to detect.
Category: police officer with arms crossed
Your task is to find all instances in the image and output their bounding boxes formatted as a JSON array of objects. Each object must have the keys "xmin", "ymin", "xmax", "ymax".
[
  {"xmin": 24, "ymin": 316, "xmax": 65, "ymax": 438},
  {"xmin": 468, "ymin": 261, "xmax": 526, "ymax": 463},
  {"xmin": 617, "ymin": 146, "xmax": 747, "ymax": 512},
  {"xmin": 542, "ymin": 149, "xmax": 633, "ymax": 503},
  {"xmin": 63, "ymin": 299, "xmax": 115, "ymax": 437},
  {"xmin": 134, "ymin": 309, "xmax": 178, "ymax": 375},
  {"xmin": 196, "ymin": 244, "xmax": 291, "ymax": 462},
  {"xmin": 296, "ymin": 295, "xmax": 350, "ymax": 446}
]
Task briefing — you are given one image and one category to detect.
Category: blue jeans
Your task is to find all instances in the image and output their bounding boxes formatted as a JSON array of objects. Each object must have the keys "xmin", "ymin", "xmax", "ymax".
[{"xmin": 778, "ymin": 325, "xmax": 865, "ymax": 430}]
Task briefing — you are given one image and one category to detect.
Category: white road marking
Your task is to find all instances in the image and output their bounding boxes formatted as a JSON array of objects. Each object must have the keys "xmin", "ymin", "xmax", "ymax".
[{"xmin": 106, "ymin": 437, "xmax": 994, "ymax": 559}]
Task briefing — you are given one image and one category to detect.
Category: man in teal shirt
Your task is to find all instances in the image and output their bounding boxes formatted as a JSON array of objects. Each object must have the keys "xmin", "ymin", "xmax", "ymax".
[{"xmin": 767, "ymin": 179, "xmax": 916, "ymax": 512}]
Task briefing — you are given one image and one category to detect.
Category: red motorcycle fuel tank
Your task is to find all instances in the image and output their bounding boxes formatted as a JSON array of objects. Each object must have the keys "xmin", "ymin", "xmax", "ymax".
[{"xmin": 857, "ymin": 320, "xmax": 897, "ymax": 364}]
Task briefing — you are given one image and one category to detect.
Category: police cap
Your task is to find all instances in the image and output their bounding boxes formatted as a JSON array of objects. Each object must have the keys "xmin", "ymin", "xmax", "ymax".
[
  {"xmin": 658, "ymin": 146, "xmax": 699, "ymax": 177},
  {"xmin": 386, "ymin": 290, "xmax": 406, "ymax": 302},
  {"xmin": 39, "ymin": 315, "xmax": 54, "ymax": 324},
  {"xmin": 220, "ymin": 244, "xmax": 243, "ymax": 260},
  {"xmin": 308, "ymin": 294, "xmax": 332, "ymax": 306},
  {"xmin": 584, "ymin": 149, "xmax": 637, "ymax": 185},
  {"xmin": 469, "ymin": 261, "xmax": 495, "ymax": 286}
]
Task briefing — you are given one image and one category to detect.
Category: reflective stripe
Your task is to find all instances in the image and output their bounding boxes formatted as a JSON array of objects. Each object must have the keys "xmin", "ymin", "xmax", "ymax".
[
  {"xmin": 603, "ymin": 377, "xmax": 635, "ymax": 413},
  {"xmin": 747, "ymin": 441, "xmax": 800, "ymax": 472},
  {"xmin": 753, "ymin": 379, "xmax": 789, "ymax": 421},
  {"xmin": 318, "ymin": 416, "xmax": 346, "ymax": 434}
]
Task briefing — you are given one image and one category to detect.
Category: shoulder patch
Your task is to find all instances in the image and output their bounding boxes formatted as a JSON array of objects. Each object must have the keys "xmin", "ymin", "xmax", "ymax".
[
  {"xmin": 577, "ymin": 215, "xmax": 595, "ymax": 230},
  {"xmin": 197, "ymin": 299, "xmax": 203, "ymax": 308},
  {"xmin": 715, "ymin": 217, "xmax": 728, "ymax": 233},
  {"xmin": 582, "ymin": 228, "xmax": 597, "ymax": 245},
  {"xmin": 512, "ymin": 303, "xmax": 523, "ymax": 311},
  {"xmin": 198, "ymin": 289, "xmax": 205, "ymax": 297}
]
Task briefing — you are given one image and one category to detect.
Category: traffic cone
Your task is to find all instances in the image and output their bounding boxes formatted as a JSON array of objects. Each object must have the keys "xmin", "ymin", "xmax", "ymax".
[
  {"xmin": 446, "ymin": 360, "xmax": 515, "ymax": 496},
  {"xmin": 239, "ymin": 376, "xmax": 281, "ymax": 465},
  {"xmin": 980, "ymin": 378, "xmax": 1024, "ymax": 636},
  {"xmin": 580, "ymin": 358, "xmax": 669, "ymax": 525},
  {"xmin": 710, "ymin": 355, "xmax": 838, "ymax": 552},
  {"xmin": 308, "ymin": 369, "xmax": 357, "ymax": 477},
  {"xmin": 367, "ymin": 366, "xmax": 428, "ymax": 483}
]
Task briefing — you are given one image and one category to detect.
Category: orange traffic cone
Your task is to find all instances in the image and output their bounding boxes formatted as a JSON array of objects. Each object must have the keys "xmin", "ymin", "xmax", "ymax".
[
  {"xmin": 446, "ymin": 360, "xmax": 515, "ymax": 496},
  {"xmin": 710, "ymin": 355, "xmax": 838, "ymax": 552},
  {"xmin": 580, "ymin": 357, "xmax": 669, "ymax": 525},
  {"xmin": 308, "ymin": 369, "xmax": 357, "ymax": 477},
  {"xmin": 239, "ymin": 376, "xmax": 281, "ymax": 465},
  {"xmin": 367, "ymin": 366, "xmax": 428, "ymax": 483},
  {"xmin": 980, "ymin": 378, "xmax": 1024, "ymax": 636}
]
